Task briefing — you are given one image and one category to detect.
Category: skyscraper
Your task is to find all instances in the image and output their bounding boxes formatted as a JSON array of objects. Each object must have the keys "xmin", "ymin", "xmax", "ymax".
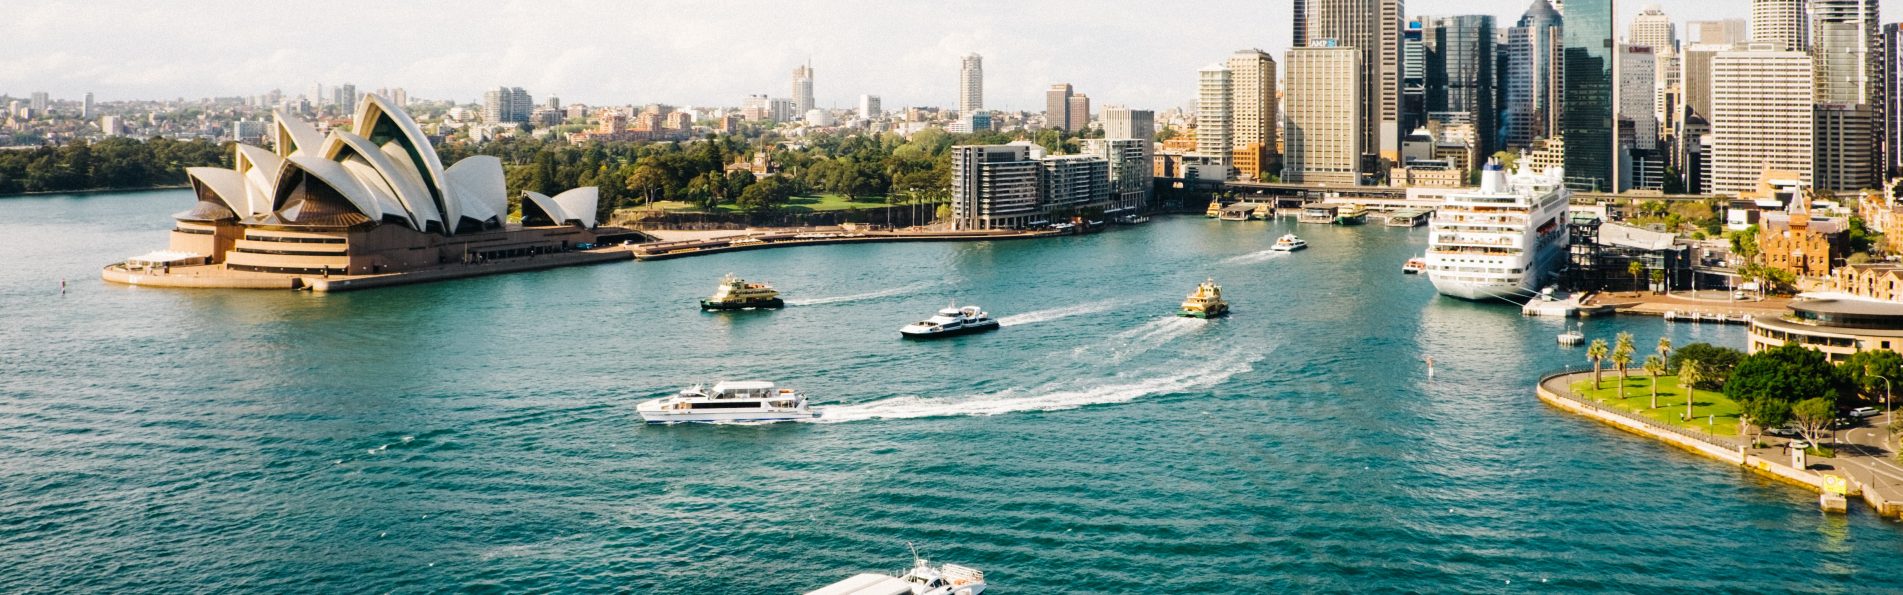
[
  {"xmin": 1752, "ymin": 0, "xmax": 1810, "ymax": 51},
  {"xmin": 82, "ymin": 92, "xmax": 94, "ymax": 119},
  {"xmin": 1561, "ymin": 0, "xmax": 1617, "ymax": 191},
  {"xmin": 29, "ymin": 92, "xmax": 48, "ymax": 113},
  {"xmin": 1504, "ymin": 0, "xmax": 1563, "ymax": 149},
  {"xmin": 1424, "ymin": 15, "xmax": 1497, "ymax": 156},
  {"xmin": 1103, "ymin": 106, "xmax": 1155, "ymax": 142},
  {"xmin": 1809, "ymin": 0, "xmax": 1881, "ymax": 191},
  {"xmin": 1067, "ymin": 94, "xmax": 1091, "ymax": 132},
  {"xmin": 1630, "ymin": 5, "xmax": 1677, "ymax": 53},
  {"xmin": 334, "ymin": 83, "xmax": 357, "ymax": 114},
  {"xmin": 859, "ymin": 94, "xmax": 881, "ymax": 119},
  {"xmin": 1886, "ymin": 23, "xmax": 1903, "ymax": 176},
  {"xmin": 483, "ymin": 87, "xmax": 532, "ymax": 123},
  {"xmin": 1301, "ymin": 0, "xmax": 1404, "ymax": 166},
  {"xmin": 1710, "ymin": 46, "xmax": 1814, "ymax": 194},
  {"xmin": 1688, "ymin": 19, "xmax": 1749, "ymax": 45},
  {"xmin": 1401, "ymin": 19, "xmax": 1428, "ymax": 135},
  {"xmin": 1197, "ymin": 64, "xmax": 1235, "ymax": 177},
  {"xmin": 791, "ymin": 64, "xmax": 815, "ymax": 114},
  {"xmin": 1227, "ymin": 49, "xmax": 1279, "ymax": 162},
  {"xmin": 1046, "ymin": 83, "xmax": 1074, "ymax": 132},
  {"xmin": 1283, "ymin": 46, "xmax": 1364, "ymax": 185},
  {"xmin": 1619, "ymin": 44, "xmax": 1659, "ymax": 152},
  {"xmin": 959, "ymin": 54, "xmax": 984, "ymax": 116}
]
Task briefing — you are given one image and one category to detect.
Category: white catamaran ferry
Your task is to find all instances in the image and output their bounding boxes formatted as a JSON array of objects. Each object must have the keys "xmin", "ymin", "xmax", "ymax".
[
  {"xmin": 635, "ymin": 381, "xmax": 819, "ymax": 423},
  {"xmin": 1424, "ymin": 159, "xmax": 1571, "ymax": 302}
]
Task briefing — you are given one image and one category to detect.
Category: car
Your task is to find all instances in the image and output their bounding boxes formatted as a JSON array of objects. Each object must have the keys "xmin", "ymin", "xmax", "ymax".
[
  {"xmin": 1766, "ymin": 427, "xmax": 1800, "ymax": 438},
  {"xmin": 1849, "ymin": 406, "xmax": 1881, "ymax": 418},
  {"xmin": 1789, "ymin": 439, "xmax": 1814, "ymax": 450}
]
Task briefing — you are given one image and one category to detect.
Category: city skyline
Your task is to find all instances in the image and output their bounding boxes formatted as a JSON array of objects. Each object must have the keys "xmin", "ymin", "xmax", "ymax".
[{"xmin": 8, "ymin": 0, "xmax": 1897, "ymax": 110}]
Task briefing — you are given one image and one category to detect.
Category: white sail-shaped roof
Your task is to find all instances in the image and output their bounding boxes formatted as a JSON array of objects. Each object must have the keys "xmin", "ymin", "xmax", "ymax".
[
  {"xmin": 184, "ymin": 167, "xmax": 248, "ymax": 217},
  {"xmin": 443, "ymin": 156, "xmax": 506, "ymax": 228},
  {"xmin": 272, "ymin": 110, "xmax": 325, "ymax": 158},
  {"xmin": 352, "ymin": 94, "xmax": 457, "ymax": 231},
  {"xmin": 232, "ymin": 144, "xmax": 283, "ymax": 217},
  {"xmin": 321, "ymin": 130, "xmax": 440, "ymax": 231},
  {"xmin": 274, "ymin": 154, "xmax": 384, "ymax": 221},
  {"xmin": 552, "ymin": 187, "xmax": 599, "ymax": 226}
]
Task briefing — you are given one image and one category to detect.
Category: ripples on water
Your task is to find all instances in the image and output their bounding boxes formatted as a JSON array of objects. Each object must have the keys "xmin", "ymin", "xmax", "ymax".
[{"xmin": 0, "ymin": 191, "xmax": 1898, "ymax": 593}]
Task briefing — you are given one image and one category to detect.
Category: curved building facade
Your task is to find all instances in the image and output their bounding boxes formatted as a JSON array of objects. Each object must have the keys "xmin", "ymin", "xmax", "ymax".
[{"xmin": 1747, "ymin": 298, "xmax": 1903, "ymax": 362}]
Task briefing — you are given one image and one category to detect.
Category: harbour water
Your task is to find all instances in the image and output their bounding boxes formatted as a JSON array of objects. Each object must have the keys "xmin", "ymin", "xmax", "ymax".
[{"xmin": 4, "ymin": 189, "xmax": 1903, "ymax": 592}]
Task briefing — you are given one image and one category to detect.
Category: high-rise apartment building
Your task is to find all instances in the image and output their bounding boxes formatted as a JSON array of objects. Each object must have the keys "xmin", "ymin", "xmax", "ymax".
[
  {"xmin": 1068, "ymin": 94, "xmax": 1091, "ymax": 132},
  {"xmin": 1504, "ymin": 0, "xmax": 1563, "ymax": 149},
  {"xmin": 951, "ymin": 144, "xmax": 1041, "ymax": 230},
  {"xmin": 1283, "ymin": 47, "xmax": 1364, "ymax": 185},
  {"xmin": 859, "ymin": 94, "xmax": 881, "ymax": 119},
  {"xmin": 1424, "ymin": 15, "xmax": 1497, "ymax": 157},
  {"xmin": 1710, "ymin": 46, "xmax": 1815, "ymax": 194},
  {"xmin": 1688, "ymin": 19, "xmax": 1749, "ymax": 45},
  {"xmin": 1561, "ymin": 0, "xmax": 1617, "ymax": 191},
  {"xmin": 29, "ymin": 92, "xmax": 48, "ymax": 113},
  {"xmin": 1046, "ymin": 84, "xmax": 1074, "ymax": 132},
  {"xmin": 1816, "ymin": 105, "xmax": 1880, "ymax": 191},
  {"xmin": 391, "ymin": 88, "xmax": 408, "ymax": 108},
  {"xmin": 1752, "ymin": 0, "xmax": 1810, "ymax": 51},
  {"xmin": 1103, "ymin": 106, "xmax": 1155, "ymax": 142},
  {"xmin": 1197, "ymin": 63, "xmax": 1235, "ymax": 177},
  {"xmin": 1084, "ymin": 138, "xmax": 1152, "ymax": 211},
  {"xmin": 1039, "ymin": 155, "xmax": 1111, "ymax": 211},
  {"xmin": 1301, "ymin": 0, "xmax": 1404, "ymax": 166},
  {"xmin": 82, "ymin": 92, "xmax": 94, "ymax": 119},
  {"xmin": 1886, "ymin": 23, "xmax": 1903, "ymax": 175},
  {"xmin": 792, "ymin": 64, "xmax": 815, "ymax": 114},
  {"xmin": 334, "ymin": 83, "xmax": 357, "ymax": 114},
  {"xmin": 483, "ymin": 87, "xmax": 532, "ymax": 123},
  {"xmin": 959, "ymin": 54, "xmax": 984, "ymax": 116},
  {"xmin": 1227, "ymin": 49, "xmax": 1279, "ymax": 161}
]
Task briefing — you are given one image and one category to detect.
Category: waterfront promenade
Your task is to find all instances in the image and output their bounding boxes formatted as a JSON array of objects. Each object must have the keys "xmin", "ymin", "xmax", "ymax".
[{"xmin": 1539, "ymin": 370, "xmax": 1903, "ymax": 516}]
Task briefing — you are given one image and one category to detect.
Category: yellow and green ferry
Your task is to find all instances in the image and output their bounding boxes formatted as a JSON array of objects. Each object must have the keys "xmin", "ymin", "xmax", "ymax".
[
  {"xmin": 1178, "ymin": 278, "xmax": 1229, "ymax": 318},
  {"xmin": 701, "ymin": 273, "xmax": 784, "ymax": 310}
]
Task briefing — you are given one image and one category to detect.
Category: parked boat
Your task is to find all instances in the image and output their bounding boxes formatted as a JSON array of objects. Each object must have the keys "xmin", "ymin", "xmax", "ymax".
[
  {"xmin": 1335, "ymin": 203, "xmax": 1368, "ymax": 225},
  {"xmin": 1270, "ymin": 234, "xmax": 1308, "ymax": 252},
  {"xmin": 1179, "ymin": 278, "xmax": 1230, "ymax": 318},
  {"xmin": 1205, "ymin": 200, "xmax": 1224, "ymax": 218},
  {"xmin": 900, "ymin": 304, "xmax": 1000, "ymax": 339},
  {"xmin": 635, "ymin": 381, "xmax": 819, "ymax": 424},
  {"xmin": 701, "ymin": 273, "xmax": 783, "ymax": 310},
  {"xmin": 1402, "ymin": 257, "xmax": 1426, "ymax": 274},
  {"xmin": 804, "ymin": 551, "xmax": 987, "ymax": 595}
]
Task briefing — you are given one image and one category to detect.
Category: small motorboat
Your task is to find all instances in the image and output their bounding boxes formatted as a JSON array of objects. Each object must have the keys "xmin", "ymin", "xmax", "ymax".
[
  {"xmin": 1269, "ymin": 234, "xmax": 1308, "ymax": 252},
  {"xmin": 804, "ymin": 546, "xmax": 987, "ymax": 595},
  {"xmin": 1402, "ymin": 257, "xmax": 1427, "ymax": 274},
  {"xmin": 900, "ymin": 304, "xmax": 1001, "ymax": 339}
]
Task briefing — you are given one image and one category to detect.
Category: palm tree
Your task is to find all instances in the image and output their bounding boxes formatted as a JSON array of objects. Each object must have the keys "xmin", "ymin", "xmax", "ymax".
[
  {"xmin": 1628, "ymin": 261, "xmax": 1645, "ymax": 293},
  {"xmin": 1656, "ymin": 337, "xmax": 1672, "ymax": 367},
  {"xmin": 1679, "ymin": 360, "xmax": 1704, "ymax": 421},
  {"xmin": 1587, "ymin": 339, "xmax": 1610, "ymax": 390},
  {"xmin": 1643, "ymin": 355, "xmax": 1666, "ymax": 408},
  {"xmin": 1611, "ymin": 340, "xmax": 1635, "ymax": 399}
]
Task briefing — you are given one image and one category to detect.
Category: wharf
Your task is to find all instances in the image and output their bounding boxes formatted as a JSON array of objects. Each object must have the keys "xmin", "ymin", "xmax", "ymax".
[
  {"xmin": 631, "ymin": 228, "xmax": 1066, "ymax": 261},
  {"xmin": 103, "ymin": 248, "xmax": 636, "ymax": 293},
  {"xmin": 1539, "ymin": 370, "xmax": 1903, "ymax": 517},
  {"xmin": 1583, "ymin": 291, "xmax": 1789, "ymax": 321},
  {"xmin": 1384, "ymin": 208, "xmax": 1432, "ymax": 227}
]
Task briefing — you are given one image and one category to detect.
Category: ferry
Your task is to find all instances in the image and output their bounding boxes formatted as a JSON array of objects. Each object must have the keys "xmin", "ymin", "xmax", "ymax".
[
  {"xmin": 635, "ymin": 381, "xmax": 819, "ymax": 423},
  {"xmin": 804, "ymin": 552, "xmax": 987, "ymax": 595},
  {"xmin": 701, "ymin": 273, "xmax": 784, "ymax": 310},
  {"xmin": 1205, "ymin": 200, "xmax": 1224, "ymax": 218},
  {"xmin": 1402, "ymin": 257, "xmax": 1426, "ymax": 274},
  {"xmin": 900, "ymin": 304, "xmax": 1000, "ymax": 339},
  {"xmin": 1270, "ymin": 234, "xmax": 1308, "ymax": 252},
  {"xmin": 1424, "ymin": 159, "xmax": 1571, "ymax": 302},
  {"xmin": 1335, "ymin": 203, "xmax": 1368, "ymax": 225},
  {"xmin": 1179, "ymin": 278, "xmax": 1229, "ymax": 318}
]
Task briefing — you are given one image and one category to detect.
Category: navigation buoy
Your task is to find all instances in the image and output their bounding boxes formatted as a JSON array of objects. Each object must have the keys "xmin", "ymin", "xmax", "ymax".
[{"xmin": 1425, "ymin": 356, "xmax": 1435, "ymax": 378}]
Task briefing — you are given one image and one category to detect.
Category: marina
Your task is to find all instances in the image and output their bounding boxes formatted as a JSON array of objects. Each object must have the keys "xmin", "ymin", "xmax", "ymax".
[{"xmin": 8, "ymin": 189, "xmax": 1903, "ymax": 593}]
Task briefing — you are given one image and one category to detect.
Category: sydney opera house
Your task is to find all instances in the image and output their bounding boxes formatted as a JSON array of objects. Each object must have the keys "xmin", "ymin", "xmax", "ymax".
[{"xmin": 105, "ymin": 94, "xmax": 622, "ymax": 290}]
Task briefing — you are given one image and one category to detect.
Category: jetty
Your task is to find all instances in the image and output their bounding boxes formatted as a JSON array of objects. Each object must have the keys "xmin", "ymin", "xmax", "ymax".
[{"xmin": 1384, "ymin": 208, "xmax": 1432, "ymax": 227}]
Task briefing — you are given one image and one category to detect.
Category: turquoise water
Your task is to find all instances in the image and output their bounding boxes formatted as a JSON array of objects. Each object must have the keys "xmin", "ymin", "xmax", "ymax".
[{"xmin": 3, "ymin": 189, "xmax": 1901, "ymax": 593}]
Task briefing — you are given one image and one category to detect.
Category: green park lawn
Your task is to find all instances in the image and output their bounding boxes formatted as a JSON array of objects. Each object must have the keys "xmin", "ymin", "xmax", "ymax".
[
  {"xmin": 1570, "ymin": 373, "xmax": 1743, "ymax": 437},
  {"xmin": 637, "ymin": 194, "xmax": 890, "ymax": 214}
]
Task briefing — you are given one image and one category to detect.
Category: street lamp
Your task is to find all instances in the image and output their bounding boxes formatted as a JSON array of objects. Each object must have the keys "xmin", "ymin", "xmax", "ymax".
[{"xmin": 1867, "ymin": 365, "xmax": 1892, "ymax": 419}]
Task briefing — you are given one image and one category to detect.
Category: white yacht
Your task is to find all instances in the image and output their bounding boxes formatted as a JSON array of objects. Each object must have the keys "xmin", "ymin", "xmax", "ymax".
[
  {"xmin": 635, "ymin": 381, "xmax": 819, "ymax": 423},
  {"xmin": 1424, "ymin": 159, "xmax": 1571, "ymax": 302},
  {"xmin": 1269, "ymin": 233, "xmax": 1308, "ymax": 252},
  {"xmin": 805, "ymin": 554, "xmax": 987, "ymax": 595},
  {"xmin": 900, "ymin": 305, "xmax": 1000, "ymax": 339}
]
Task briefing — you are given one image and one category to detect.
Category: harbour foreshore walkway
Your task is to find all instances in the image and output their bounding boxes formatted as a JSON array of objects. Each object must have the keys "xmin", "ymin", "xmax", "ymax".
[
  {"xmin": 1538, "ymin": 370, "xmax": 1903, "ymax": 516},
  {"xmin": 1582, "ymin": 292, "xmax": 1791, "ymax": 320},
  {"xmin": 630, "ymin": 227, "xmax": 1066, "ymax": 261}
]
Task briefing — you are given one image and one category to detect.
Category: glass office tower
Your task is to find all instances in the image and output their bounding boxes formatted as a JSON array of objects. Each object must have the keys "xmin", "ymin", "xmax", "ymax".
[{"xmin": 1561, "ymin": 0, "xmax": 1616, "ymax": 191}]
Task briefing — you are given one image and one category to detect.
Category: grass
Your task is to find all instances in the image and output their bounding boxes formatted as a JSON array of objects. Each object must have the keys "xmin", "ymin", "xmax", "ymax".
[
  {"xmin": 1570, "ymin": 373, "xmax": 1742, "ymax": 437},
  {"xmin": 623, "ymin": 194, "xmax": 892, "ymax": 215}
]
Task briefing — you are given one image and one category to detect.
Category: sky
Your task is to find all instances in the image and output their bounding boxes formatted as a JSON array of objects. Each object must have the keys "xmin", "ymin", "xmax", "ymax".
[{"xmin": 3, "ymin": 0, "xmax": 1899, "ymax": 111}]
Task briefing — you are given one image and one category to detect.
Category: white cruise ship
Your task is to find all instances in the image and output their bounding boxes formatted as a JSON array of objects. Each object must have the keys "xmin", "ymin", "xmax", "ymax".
[{"xmin": 1424, "ymin": 159, "xmax": 1571, "ymax": 302}]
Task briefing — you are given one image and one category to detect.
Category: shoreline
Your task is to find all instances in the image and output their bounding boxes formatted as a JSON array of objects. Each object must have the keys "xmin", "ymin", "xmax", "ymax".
[
  {"xmin": 0, "ymin": 184, "xmax": 190, "ymax": 198},
  {"xmin": 1536, "ymin": 370, "xmax": 1903, "ymax": 516}
]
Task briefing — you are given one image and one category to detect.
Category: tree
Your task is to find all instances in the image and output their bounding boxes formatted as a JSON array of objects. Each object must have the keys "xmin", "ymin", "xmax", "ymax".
[
  {"xmin": 1791, "ymin": 397, "xmax": 1836, "ymax": 450},
  {"xmin": 1587, "ymin": 338, "xmax": 1610, "ymax": 390},
  {"xmin": 1656, "ymin": 336, "xmax": 1672, "ymax": 363},
  {"xmin": 1842, "ymin": 350, "xmax": 1903, "ymax": 406},
  {"xmin": 1611, "ymin": 332, "xmax": 1636, "ymax": 398},
  {"xmin": 1644, "ymin": 354, "xmax": 1667, "ymax": 409},
  {"xmin": 1728, "ymin": 225, "xmax": 1760, "ymax": 263},
  {"xmin": 1724, "ymin": 344, "xmax": 1849, "ymax": 408},
  {"xmin": 1680, "ymin": 360, "xmax": 1704, "ymax": 421},
  {"xmin": 1669, "ymin": 343, "xmax": 1744, "ymax": 388},
  {"xmin": 627, "ymin": 163, "xmax": 668, "ymax": 209},
  {"xmin": 1627, "ymin": 261, "xmax": 1645, "ymax": 292},
  {"xmin": 1649, "ymin": 268, "xmax": 1665, "ymax": 293},
  {"xmin": 1739, "ymin": 391, "xmax": 1791, "ymax": 443}
]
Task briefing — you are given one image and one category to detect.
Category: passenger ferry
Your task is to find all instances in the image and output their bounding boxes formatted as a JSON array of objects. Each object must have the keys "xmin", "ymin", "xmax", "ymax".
[
  {"xmin": 635, "ymin": 381, "xmax": 819, "ymax": 423},
  {"xmin": 1402, "ymin": 257, "xmax": 1426, "ymax": 274},
  {"xmin": 701, "ymin": 273, "xmax": 784, "ymax": 310},
  {"xmin": 1205, "ymin": 200, "xmax": 1224, "ymax": 218},
  {"xmin": 900, "ymin": 304, "xmax": 1000, "ymax": 338},
  {"xmin": 804, "ymin": 551, "xmax": 987, "ymax": 595},
  {"xmin": 1270, "ymin": 234, "xmax": 1308, "ymax": 252},
  {"xmin": 1335, "ymin": 203, "xmax": 1368, "ymax": 225},
  {"xmin": 1424, "ymin": 159, "xmax": 1571, "ymax": 301},
  {"xmin": 1179, "ymin": 278, "xmax": 1230, "ymax": 318}
]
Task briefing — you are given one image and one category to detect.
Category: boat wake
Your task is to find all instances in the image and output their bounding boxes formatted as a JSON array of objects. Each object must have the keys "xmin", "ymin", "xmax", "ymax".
[
  {"xmin": 811, "ymin": 351, "xmax": 1261, "ymax": 423},
  {"xmin": 786, "ymin": 282, "xmax": 935, "ymax": 306},
  {"xmin": 1075, "ymin": 316, "xmax": 1209, "ymax": 363},
  {"xmin": 1220, "ymin": 249, "xmax": 1292, "ymax": 265},
  {"xmin": 997, "ymin": 300, "xmax": 1120, "ymax": 327}
]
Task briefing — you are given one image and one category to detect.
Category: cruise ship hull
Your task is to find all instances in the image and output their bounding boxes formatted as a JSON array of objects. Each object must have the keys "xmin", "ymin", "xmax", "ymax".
[{"xmin": 1428, "ymin": 278, "xmax": 1534, "ymax": 302}]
